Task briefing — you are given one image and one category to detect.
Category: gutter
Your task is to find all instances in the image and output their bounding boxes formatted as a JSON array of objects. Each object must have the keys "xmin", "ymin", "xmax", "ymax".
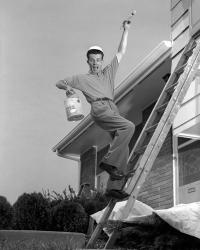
[
  {"xmin": 57, "ymin": 152, "xmax": 80, "ymax": 162},
  {"xmin": 52, "ymin": 41, "xmax": 172, "ymax": 155}
]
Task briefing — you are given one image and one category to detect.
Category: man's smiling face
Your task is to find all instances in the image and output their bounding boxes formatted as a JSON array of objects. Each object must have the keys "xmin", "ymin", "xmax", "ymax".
[{"xmin": 87, "ymin": 53, "xmax": 103, "ymax": 74}]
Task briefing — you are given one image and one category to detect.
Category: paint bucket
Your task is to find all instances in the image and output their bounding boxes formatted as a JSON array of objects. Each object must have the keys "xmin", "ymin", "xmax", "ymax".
[{"xmin": 64, "ymin": 93, "xmax": 84, "ymax": 121}]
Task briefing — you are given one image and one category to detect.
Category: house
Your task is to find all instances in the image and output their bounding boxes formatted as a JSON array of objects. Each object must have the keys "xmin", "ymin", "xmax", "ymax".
[
  {"xmin": 169, "ymin": 0, "xmax": 200, "ymax": 205},
  {"xmin": 52, "ymin": 0, "xmax": 200, "ymax": 209}
]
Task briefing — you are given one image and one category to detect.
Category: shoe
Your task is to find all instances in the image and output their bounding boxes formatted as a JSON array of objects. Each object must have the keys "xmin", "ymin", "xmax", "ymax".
[
  {"xmin": 105, "ymin": 189, "xmax": 129, "ymax": 200},
  {"xmin": 99, "ymin": 162, "xmax": 125, "ymax": 181}
]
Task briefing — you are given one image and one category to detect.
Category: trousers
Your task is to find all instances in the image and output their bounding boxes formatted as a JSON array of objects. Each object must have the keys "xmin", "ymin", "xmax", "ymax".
[{"xmin": 91, "ymin": 99, "xmax": 135, "ymax": 190}]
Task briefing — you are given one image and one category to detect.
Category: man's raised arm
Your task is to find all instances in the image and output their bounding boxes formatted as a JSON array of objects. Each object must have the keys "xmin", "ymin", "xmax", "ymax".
[{"xmin": 116, "ymin": 20, "xmax": 131, "ymax": 63}]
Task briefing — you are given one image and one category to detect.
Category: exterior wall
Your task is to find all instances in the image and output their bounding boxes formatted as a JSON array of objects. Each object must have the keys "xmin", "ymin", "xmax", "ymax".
[
  {"xmin": 170, "ymin": 0, "xmax": 200, "ymax": 66},
  {"xmin": 171, "ymin": 0, "xmax": 200, "ymax": 135},
  {"xmin": 138, "ymin": 131, "xmax": 173, "ymax": 209},
  {"xmin": 191, "ymin": 0, "xmax": 200, "ymax": 36},
  {"xmin": 170, "ymin": 0, "xmax": 190, "ymax": 71},
  {"xmin": 80, "ymin": 146, "xmax": 97, "ymax": 189},
  {"xmin": 174, "ymin": 76, "xmax": 200, "ymax": 135},
  {"xmin": 171, "ymin": 0, "xmax": 200, "ymax": 205}
]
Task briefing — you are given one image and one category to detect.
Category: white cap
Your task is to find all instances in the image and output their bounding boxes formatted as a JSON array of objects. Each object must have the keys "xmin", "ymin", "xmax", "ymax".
[{"xmin": 87, "ymin": 45, "xmax": 104, "ymax": 53}]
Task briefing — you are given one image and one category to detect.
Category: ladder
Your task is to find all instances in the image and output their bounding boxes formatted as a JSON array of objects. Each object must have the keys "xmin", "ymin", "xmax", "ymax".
[{"xmin": 86, "ymin": 38, "xmax": 200, "ymax": 249}]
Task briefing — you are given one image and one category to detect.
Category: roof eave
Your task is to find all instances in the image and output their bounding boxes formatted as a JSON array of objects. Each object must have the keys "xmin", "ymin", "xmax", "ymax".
[{"xmin": 56, "ymin": 151, "xmax": 81, "ymax": 162}]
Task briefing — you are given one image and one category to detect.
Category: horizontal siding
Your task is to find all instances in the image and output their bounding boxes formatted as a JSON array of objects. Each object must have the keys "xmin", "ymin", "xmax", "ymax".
[
  {"xmin": 171, "ymin": 0, "xmax": 189, "ymax": 26},
  {"xmin": 191, "ymin": 0, "xmax": 200, "ymax": 36},
  {"xmin": 172, "ymin": 27, "xmax": 190, "ymax": 57},
  {"xmin": 174, "ymin": 93, "xmax": 200, "ymax": 129},
  {"xmin": 170, "ymin": 0, "xmax": 191, "ymax": 72},
  {"xmin": 171, "ymin": 11, "xmax": 189, "ymax": 40},
  {"xmin": 174, "ymin": 114, "xmax": 200, "ymax": 135},
  {"xmin": 138, "ymin": 133, "xmax": 173, "ymax": 209},
  {"xmin": 171, "ymin": 0, "xmax": 182, "ymax": 10},
  {"xmin": 182, "ymin": 78, "xmax": 200, "ymax": 103}
]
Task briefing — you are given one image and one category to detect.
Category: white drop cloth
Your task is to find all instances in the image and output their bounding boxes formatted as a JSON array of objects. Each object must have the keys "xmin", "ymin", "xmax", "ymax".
[{"xmin": 91, "ymin": 200, "xmax": 200, "ymax": 239}]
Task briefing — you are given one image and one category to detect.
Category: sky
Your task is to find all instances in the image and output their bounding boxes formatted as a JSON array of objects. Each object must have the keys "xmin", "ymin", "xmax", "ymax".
[{"xmin": 0, "ymin": 0, "xmax": 171, "ymax": 204}]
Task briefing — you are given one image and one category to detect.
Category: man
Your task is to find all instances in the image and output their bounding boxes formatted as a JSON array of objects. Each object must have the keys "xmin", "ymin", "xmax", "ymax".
[{"xmin": 56, "ymin": 20, "xmax": 135, "ymax": 200}]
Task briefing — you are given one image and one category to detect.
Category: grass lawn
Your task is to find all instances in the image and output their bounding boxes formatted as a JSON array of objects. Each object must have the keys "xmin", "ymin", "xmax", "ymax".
[
  {"xmin": 0, "ymin": 230, "xmax": 86, "ymax": 250},
  {"xmin": 0, "ymin": 239, "xmax": 78, "ymax": 250}
]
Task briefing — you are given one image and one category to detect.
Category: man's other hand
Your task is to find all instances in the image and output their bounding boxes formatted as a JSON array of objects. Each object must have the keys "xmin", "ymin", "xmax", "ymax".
[{"xmin": 66, "ymin": 88, "xmax": 75, "ymax": 96}]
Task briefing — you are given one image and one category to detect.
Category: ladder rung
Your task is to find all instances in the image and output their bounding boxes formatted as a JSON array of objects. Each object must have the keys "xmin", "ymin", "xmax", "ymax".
[
  {"xmin": 134, "ymin": 144, "xmax": 148, "ymax": 155},
  {"xmin": 145, "ymin": 123, "xmax": 159, "ymax": 134},
  {"xmin": 184, "ymin": 41, "xmax": 197, "ymax": 57},
  {"xmin": 156, "ymin": 102, "xmax": 168, "ymax": 113},
  {"xmin": 165, "ymin": 82, "xmax": 178, "ymax": 94},
  {"xmin": 129, "ymin": 152, "xmax": 140, "ymax": 163},
  {"xmin": 175, "ymin": 63, "xmax": 187, "ymax": 75}
]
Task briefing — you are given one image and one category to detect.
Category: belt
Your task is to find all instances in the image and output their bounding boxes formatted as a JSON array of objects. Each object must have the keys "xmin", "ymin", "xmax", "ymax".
[{"xmin": 92, "ymin": 97, "xmax": 113, "ymax": 102}]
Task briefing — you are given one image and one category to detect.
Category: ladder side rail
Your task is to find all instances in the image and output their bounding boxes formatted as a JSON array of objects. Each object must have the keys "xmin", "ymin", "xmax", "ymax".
[
  {"xmin": 104, "ymin": 196, "xmax": 138, "ymax": 249},
  {"xmin": 125, "ymin": 154, "xmax": 143, "ymax": 187},
  {"xmin": 104, "ymin": 231, "xmax": 121, "ymax": 249},
  {"xmin": 86, "ymin": 200, "xmax": 116, "ymax": 248},
  {"xmin": 126, "ymin": 43, "xmax": 200, "ymax": 197},
  {"xmin": 128, "ymin": 39, "xmax": 196, "ymax": 161}
]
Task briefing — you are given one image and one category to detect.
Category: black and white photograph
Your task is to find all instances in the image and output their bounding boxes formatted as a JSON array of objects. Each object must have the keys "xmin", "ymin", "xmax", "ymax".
[{"xmin": 0, "ymin": 0, "xmax": 200, "ymax": 249}]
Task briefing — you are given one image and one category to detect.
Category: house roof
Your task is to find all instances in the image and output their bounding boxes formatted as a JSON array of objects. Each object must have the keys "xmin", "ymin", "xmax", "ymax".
[{"xmin": 52, "ymin": 41, "xmax": 172, "ymax": 161}]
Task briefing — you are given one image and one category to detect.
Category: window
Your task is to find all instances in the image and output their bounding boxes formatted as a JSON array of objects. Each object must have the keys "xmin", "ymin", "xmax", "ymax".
[{"xmin": 178, "ymin": 138, "xmax": 200, "ymax": 186}]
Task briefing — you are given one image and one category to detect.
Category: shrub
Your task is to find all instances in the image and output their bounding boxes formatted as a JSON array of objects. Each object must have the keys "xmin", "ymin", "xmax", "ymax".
[
  {"xmin": 116, "ymin": 219, "xmax": 200, "ymax": 250},
  {"xmin": 0, "ymin": 196, "xmax": 13, "ymax": 229},
  {"xmin": 76, "ymin": 191, "xmax": 108, "ymax": 215},
  {"xmin": 50, "ymin": 200, "xmax": 88, "ymax": 233},
  {"xmin": 13, "ymin": 192, "xmax": 49, "ymax": 230}
]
